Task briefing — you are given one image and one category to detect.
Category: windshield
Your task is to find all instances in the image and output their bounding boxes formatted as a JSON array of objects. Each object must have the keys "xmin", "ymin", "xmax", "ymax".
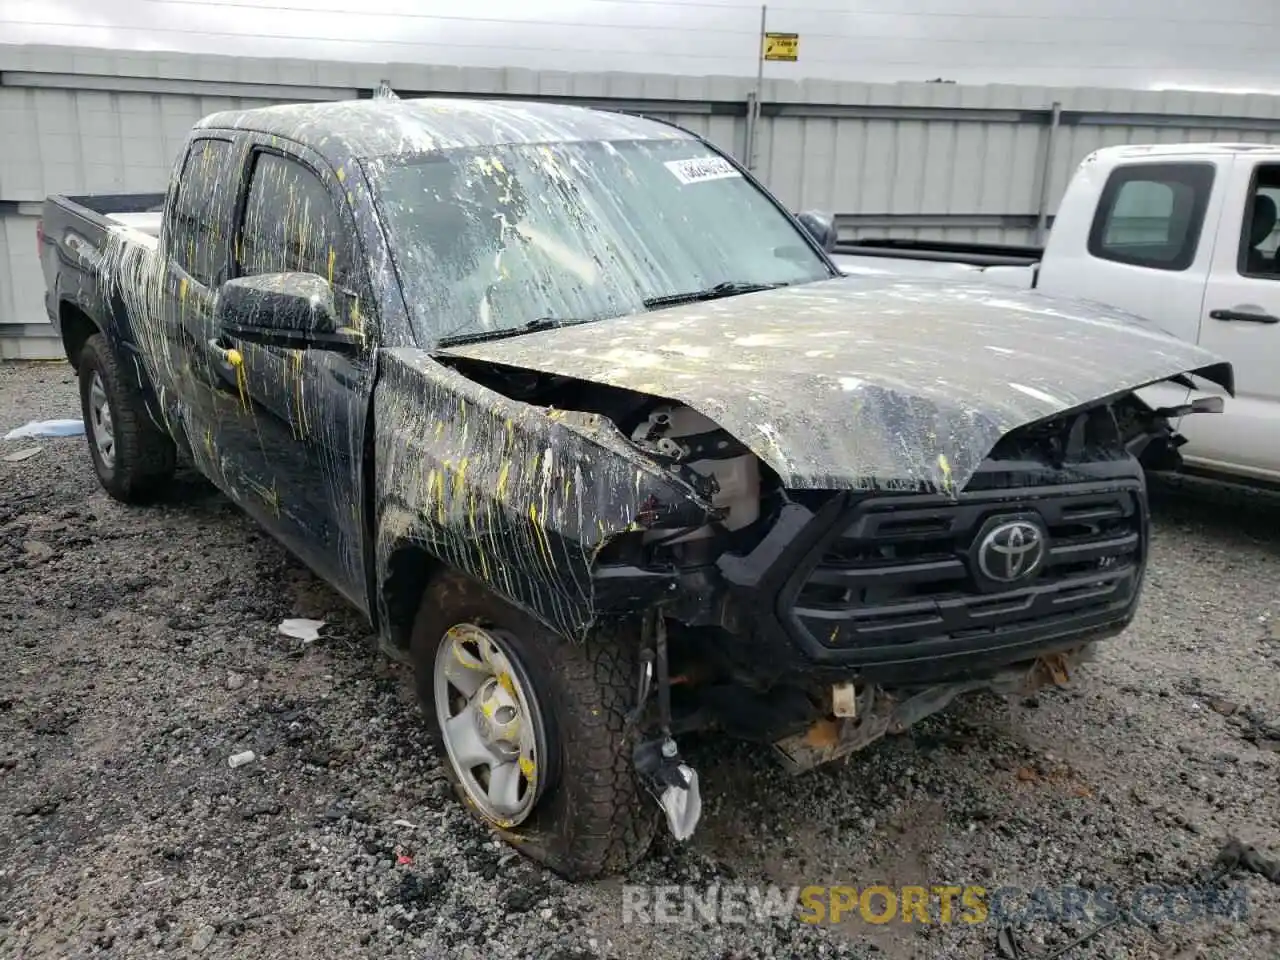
[{"xmin": 366, "ymin": 138, "xmax": 834, "ymax": 347}]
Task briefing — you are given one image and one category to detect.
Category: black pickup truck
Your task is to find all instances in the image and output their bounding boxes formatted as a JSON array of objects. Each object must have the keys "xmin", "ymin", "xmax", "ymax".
[{"xmin": 40, "ymin": 95, "xmax": 1233, "ymax": 879}]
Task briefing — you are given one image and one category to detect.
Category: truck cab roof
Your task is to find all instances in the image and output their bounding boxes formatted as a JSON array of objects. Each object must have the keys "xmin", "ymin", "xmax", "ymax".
[
  {"xmin": 1085, "ymin": 142, "xmax": 1280, "ymax": 162},
  {"xmin": 194, "ymin": 97, "xmax": 694, "ymax": 161}
]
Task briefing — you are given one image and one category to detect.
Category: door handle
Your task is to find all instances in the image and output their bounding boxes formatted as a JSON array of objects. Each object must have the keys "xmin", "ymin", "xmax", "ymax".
[
  {"xmin": 1209, "ymin": 308, "xmax": 1280, "ymax": 324},
  {"xmin": 207, "ymin": 336, "xmax": 243, "ymax": 370},
  {"xmin": 205, "ymin": 336, "xmax": 251, "ymax": 408}
]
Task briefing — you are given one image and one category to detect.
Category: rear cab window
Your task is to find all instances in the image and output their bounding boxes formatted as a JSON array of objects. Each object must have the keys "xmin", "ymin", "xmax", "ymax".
[
  {"xmin": 1087, "ymin": 163, "xmax": 1215, "ymax": 271},
  {"xmin": 168, "ymin": 137, "xmax": 237, "ymax": 287}
]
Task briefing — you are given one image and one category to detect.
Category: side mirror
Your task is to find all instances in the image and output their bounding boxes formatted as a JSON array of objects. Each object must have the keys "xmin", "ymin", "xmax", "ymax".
[
  {"xmin": 214, "ymin": 273, "xmax": 361, "ymax": 352},
  {"xmin": 796, "ymin": 210, "xmax": 838, "ymax": 253}
]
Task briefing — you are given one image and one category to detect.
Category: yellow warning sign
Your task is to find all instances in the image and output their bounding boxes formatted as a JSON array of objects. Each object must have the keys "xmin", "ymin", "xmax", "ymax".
[{"xmin": 763, "ymin": 32, "xmax": 799, "ymax": 62}]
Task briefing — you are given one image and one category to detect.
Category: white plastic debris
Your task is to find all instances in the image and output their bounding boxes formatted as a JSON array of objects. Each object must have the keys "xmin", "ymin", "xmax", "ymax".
[
  {"xmin": 278, "ymin": 618, "xmax": 325, "ymax": 643},
  {"xmin": 228, "ymin": 750, "xmax": 256, "ymax": 769},
  {"xmin": 659, "ymin": 765, "xmax": 703, "ymax": 841},
  {"xmin": 4, "ymin": 419, "xmax": 84, "ymax": 440},
  {"xmin": 2, "ymin": 446, "xmax": 42, "ymax": 462}
]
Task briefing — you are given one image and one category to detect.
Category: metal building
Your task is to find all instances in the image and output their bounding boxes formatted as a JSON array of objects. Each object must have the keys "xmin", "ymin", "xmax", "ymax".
[{"xmin": 6, "ymin": 43, "xmax": 1280, "ymax": 358}]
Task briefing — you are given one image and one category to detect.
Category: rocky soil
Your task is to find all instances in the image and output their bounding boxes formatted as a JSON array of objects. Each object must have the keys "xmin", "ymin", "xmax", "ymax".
[{"xmin": 2, "ymin": 359, "xmax": 1279, "ymax": 959}]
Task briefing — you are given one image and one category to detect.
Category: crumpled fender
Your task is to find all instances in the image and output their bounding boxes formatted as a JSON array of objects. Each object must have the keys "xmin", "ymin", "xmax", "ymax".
[{"xmin": 373, "ymin": 348, "xmax": 709, "ymax": 641}]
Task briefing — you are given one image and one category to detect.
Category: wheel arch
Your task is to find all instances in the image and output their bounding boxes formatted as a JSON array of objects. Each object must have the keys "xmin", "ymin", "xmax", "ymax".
[
  {"xmin": 59, "ymin": 300, "xmax": 101, "ymax": 371},
  {"xmin": 377, "ymin": 538, "xmax": 448, "ymax": 653}
]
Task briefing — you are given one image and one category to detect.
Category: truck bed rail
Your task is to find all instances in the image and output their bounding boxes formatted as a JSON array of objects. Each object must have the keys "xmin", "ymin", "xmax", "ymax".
[{"xmin": 833, "ymin": 238, "xmax": 1043, "ymax": 268}]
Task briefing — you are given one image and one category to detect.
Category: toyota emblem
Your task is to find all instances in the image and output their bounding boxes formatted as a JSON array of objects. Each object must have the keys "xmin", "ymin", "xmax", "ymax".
[{"xmin": 977, "ymin": 519, "xmax": 1047, "ymax": 583}]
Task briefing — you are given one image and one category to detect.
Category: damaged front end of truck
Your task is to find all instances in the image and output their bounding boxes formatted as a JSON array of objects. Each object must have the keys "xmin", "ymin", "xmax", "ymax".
[{"xmin": 372, "ymin": 274, "xmax": 1233, "ymax": 847}]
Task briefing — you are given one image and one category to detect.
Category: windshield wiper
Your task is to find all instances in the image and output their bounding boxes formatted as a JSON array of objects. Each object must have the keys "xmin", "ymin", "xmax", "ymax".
[
  {"xmin": 643, "ymin": 280, "xmax": 786, "ymax": 309},
  {"xmin": 435, "ymin": 317, "xmax": 592, "ymax": 348}
]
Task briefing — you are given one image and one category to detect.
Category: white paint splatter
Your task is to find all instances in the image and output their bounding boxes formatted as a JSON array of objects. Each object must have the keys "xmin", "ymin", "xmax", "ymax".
[{"xmin": 1008, "ymin": 382, "xmax": 1062, "ymax": 406}]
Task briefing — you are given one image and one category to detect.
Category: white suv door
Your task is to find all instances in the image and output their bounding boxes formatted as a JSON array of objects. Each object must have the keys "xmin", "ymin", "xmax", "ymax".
[{"xmin": 1181, "ymin": 157, "xmax": 1280, "ymax": 482}]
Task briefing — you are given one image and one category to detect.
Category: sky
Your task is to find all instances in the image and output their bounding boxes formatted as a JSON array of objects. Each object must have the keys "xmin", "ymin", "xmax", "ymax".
[{"xmin": 1, "ymin": 0, "xmax": 1279, "ymax": 92}]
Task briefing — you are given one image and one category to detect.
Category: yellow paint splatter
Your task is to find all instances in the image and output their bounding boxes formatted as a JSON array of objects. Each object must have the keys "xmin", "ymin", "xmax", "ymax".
[
  {"xmin": 529, "ymin": 503, "xmax": 554, "ymax": 569},
  {"xmin": 291, "ymin": 351, "xmax": 308, "ymax": 438},
  {"xmin": 937, "ymin": 452, "xmax": 954, "ymax": 494},
  {"xmin": 497, "ymin": 672, "xmax": 516, "ymax": 698}
]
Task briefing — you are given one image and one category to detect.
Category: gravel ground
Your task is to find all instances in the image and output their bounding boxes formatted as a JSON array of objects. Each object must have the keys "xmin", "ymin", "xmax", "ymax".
[{"xmin": 2, "ymin": 358, "xmax": 1279, "ymax": 960}]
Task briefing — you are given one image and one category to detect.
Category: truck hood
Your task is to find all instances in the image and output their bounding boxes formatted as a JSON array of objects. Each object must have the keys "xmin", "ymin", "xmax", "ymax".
[{"xmin": 436, "ymin": 275, "xmax": 1233, "ymax": 493}]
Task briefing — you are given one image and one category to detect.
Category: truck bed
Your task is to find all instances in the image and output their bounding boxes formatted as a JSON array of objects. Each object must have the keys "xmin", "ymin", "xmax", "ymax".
[
  {"xmin": 53, "ymin": 192, "xmax": 167, "ymax": 238},
  {"xmin": 40, "ymin": 192, "xmax": 169, "ymax": 371},
  {"xmin": 833, "ymin": 237, "xmax": 1043, "ymax": 267},
  {"xmin": 831, "ymin": 238, "xmax": 1041, "ymax": 290}
]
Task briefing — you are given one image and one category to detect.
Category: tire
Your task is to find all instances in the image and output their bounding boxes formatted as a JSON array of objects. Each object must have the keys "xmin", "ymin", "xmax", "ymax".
[
  {"xmin": 410, "ymin": 570, "xmax": 658, "ymax": 880},
  {"xmin": 77, "ymin": 333, "xmax": 176, "ymax": 503}
]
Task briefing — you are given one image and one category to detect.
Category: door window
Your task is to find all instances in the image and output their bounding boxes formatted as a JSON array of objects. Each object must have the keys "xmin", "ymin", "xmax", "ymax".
[
  {"xmin": 169, "ymin": 137, "xmax": 236, "ymax": 287},
  {"xmin": 1237, "ymin": 164, "xmax": 1280, "ymax": 278},
  {"xmin": 236, "ymin": 152, "xmax": 351, "ymax": 288}
]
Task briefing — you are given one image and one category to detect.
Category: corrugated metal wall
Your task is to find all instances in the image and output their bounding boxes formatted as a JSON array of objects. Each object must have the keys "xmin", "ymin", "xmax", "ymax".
[{"xmin": 7, "ymin": 43, "xmax": 1280, "ymax": 356}]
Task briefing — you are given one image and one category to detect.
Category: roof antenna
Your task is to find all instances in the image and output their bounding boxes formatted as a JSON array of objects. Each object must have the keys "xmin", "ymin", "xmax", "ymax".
[{"xmin": 375, "ymin": 79, "xmax": 399, "ymax": 100}]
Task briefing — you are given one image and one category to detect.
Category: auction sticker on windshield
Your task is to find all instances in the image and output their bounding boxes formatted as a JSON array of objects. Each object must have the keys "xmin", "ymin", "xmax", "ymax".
[{"xmin": 664, "ymin": 156, "xmax": 742, "ymax": 185}]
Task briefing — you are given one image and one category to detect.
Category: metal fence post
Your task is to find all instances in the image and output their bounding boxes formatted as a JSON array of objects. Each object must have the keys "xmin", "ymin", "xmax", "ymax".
[
  {"xmin": 744, "ymin": 91, "xmax": 758, "ymax": 168},
  {"xmin": 1034, "ymin": 101, "xmax": 1063, "ymax": 246},
  {"xmin": 745, "ymin": 4, "xmax": 767, "ymax": 171}
]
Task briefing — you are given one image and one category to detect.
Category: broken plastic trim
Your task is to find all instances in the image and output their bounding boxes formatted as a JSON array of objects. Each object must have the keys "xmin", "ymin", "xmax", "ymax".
[
  {"xmin": 630, "ymin": 612, "xmax": 702, "ymax": 841},
  {"xmin": 1152, "ymin": 395, "xmax": 1226, "ymax": 419},
  {"xmin": 771, "ymin": 644, "xmax": 1096, "ymax": 774}
]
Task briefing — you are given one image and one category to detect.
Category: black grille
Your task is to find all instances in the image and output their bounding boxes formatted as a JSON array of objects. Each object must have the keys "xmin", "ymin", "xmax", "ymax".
[{"xmin": 785, "ymin": 480, "xmax": 1144, "ymax": 659}]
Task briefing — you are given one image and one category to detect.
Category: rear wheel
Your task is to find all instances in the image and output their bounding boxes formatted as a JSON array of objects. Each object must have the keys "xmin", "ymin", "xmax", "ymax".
[
  {"xmin": 410, "ymin": 570, "xmax": 658, "ymax": 879},
  {"xmin": 77, "ymin": 333, "xmax": 176, "ymax": 503}
]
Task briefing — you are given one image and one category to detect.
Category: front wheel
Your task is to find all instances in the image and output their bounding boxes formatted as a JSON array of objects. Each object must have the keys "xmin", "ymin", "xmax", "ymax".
[
  {"xmin": 410, "ymin": 570, "xmax": 658, "ymax": 880},
  {"xmin": 77, "ymin": 333, "xmax": 176, "ymax": 503}
]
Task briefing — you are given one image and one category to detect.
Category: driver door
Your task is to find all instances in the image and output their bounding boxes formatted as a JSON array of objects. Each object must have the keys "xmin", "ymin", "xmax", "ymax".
[
  {"xmin": 214, "ymin": 144, "xmax": 376, "ymax": 608},
  {"xmin": 1184, "ymin": 157, "xmax": 1280, "ymax": 481}
]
